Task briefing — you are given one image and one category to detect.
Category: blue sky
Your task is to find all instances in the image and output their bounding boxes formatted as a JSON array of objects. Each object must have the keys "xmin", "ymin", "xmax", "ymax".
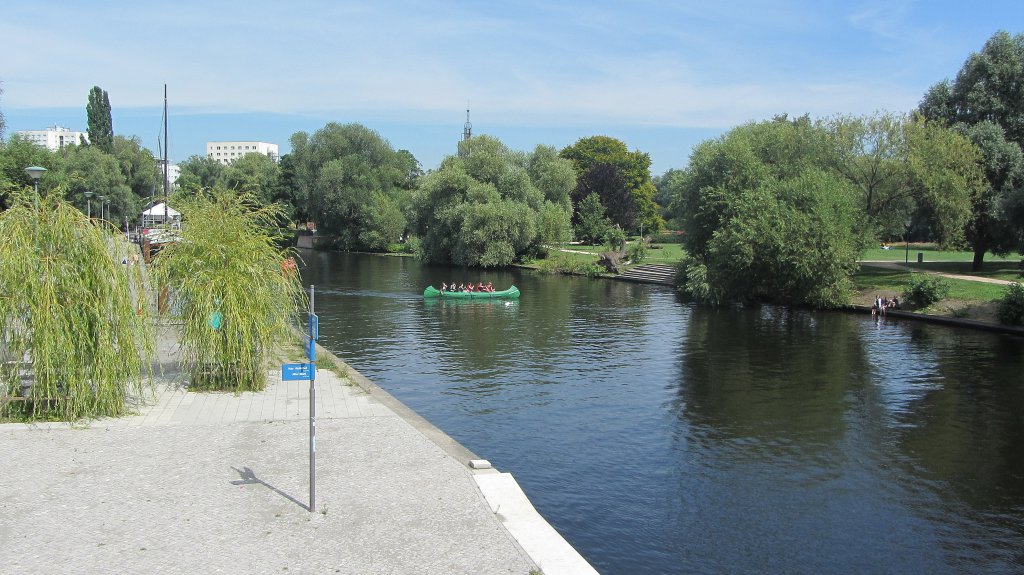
[{"xmin": 2, "ymin": 1, "xmax": 1021, "ymax": 175}]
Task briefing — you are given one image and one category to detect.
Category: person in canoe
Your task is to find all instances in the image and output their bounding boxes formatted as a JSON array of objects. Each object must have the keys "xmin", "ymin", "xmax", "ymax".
[
  {"xmin": 441, "ymin": 282, "xmax": 448, "ymax": 292},
  {"xmin": 485, "ymin": 282, "xmax": 494, "ymax": 292},
  {"xmin": 476, "ymin": 281, "xmax": 485, "ymax": 292}
]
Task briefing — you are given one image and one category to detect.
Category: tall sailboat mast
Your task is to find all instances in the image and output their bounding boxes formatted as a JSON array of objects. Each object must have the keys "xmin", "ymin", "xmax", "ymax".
[{"xmin": 163, "ymin": 84, "xmax": 169, "ymax": 221}]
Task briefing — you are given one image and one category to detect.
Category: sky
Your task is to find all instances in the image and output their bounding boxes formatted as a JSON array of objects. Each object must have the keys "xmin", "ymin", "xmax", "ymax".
[{"xmin": 2, "ymin": 1, "xmax": 1022, "ymax": 175}]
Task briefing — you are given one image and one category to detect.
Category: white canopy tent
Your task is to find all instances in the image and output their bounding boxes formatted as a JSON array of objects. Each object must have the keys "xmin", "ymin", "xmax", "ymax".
[{"xmin": 141, "ymin": 202, "xmax": 181, "ymax": 229}]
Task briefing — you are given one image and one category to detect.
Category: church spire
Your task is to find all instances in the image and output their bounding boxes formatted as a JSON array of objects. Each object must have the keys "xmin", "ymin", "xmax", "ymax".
[{"xmin": 459, "ymin": 103, "xmax": 472, "ymax": 157}]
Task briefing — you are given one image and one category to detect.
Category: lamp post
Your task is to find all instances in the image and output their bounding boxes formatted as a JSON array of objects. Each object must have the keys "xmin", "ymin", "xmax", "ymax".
[
  {"xmin": 106, "ymin": 199, "xmax": 111, "ymax": 224},
  {"xmin": 98, "ymin": 195, "xmax": 106, "ymax": 221},
  {"xmin": 904, "ymin": 218, "xmax": 912, "ymax": 264},
  {"xmin": 25, "ymin": 166, "xmax": 47, "ymax": 209},
  {"xmin": 85, "ymin": 191, "xmax": 93, "ymax": 219}
]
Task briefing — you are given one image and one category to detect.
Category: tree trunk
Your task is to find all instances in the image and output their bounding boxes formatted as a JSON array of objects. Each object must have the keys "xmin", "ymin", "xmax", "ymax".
[{"xmin": 971, "ymin": 240, "xmax": 988, "ymax": 272}]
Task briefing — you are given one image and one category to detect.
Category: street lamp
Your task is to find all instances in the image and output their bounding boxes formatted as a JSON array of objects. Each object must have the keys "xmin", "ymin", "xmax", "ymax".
[
  {"xmin": 904, "ymin": 218, "xmax": 912, "ymax": 264},
  {"xmin": 98, "ymin": 195, "xmax": 106, "ymax": 221},
  {"xmin": 105, "ymin": 199, "xmax": 111, "ymax": 223},
  {"xmin": 25, "ymin": 166, "xmax": 46, "ymax": 209},
  {"xmin": 85, "ymin": 191, "xmax": 93, "ymax": 219}
]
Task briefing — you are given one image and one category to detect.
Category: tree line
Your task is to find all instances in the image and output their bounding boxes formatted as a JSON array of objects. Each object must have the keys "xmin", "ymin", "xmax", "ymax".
[{"xmin": 1, "ymin": 31, "xmax": 1022, "ymax": 305}]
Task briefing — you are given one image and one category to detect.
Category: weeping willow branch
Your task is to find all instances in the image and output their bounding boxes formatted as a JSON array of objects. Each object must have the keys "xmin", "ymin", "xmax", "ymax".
[
  {"xmin": 0, "ymin": 188, "xmax": 154, "ymax": 421},
  {"xmin": 152, "ymin": 188, "xmax": 305, "ymax": 392}
]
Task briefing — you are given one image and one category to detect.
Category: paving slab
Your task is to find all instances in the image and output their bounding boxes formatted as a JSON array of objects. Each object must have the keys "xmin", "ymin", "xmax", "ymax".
[{"xmin": 0, "ymin": 324, "xmax": 541, "ymax": 575}]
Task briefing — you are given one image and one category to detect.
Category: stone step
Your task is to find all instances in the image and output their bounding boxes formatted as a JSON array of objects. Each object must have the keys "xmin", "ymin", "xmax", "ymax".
[{"xmin": 617, "ymin": 264, "xmax": 677, "ymax": 285}]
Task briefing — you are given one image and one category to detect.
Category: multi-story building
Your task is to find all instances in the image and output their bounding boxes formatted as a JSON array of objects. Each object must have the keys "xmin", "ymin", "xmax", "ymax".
[
  {"xmin": 14, "ymin": 125, "xmax": 90, "ymax": 150},
  {"xmin": 206, "ymin": 141, "xmax": 279, "ymax": 165}
]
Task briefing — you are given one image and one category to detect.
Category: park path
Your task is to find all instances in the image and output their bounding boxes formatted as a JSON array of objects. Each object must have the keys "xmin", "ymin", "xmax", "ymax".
[
  {"xmin": 859, "ymin": 260, "xmax": 1020, "ymax": 286},
  {"xmin": 0, "ymin": 323, "xmax": 597, "ymax": 575}
]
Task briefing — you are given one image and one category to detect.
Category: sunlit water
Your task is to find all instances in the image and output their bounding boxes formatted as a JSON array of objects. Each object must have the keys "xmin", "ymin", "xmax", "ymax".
[{"xmin": 301, "ymin": 251, "xmax": 1024, "ymax": 574}]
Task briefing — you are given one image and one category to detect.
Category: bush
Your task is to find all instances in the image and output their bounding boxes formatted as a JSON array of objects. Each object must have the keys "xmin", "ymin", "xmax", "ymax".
[
  {"xmin": 902, "ymin": 274, "xmax": 951, "ymax": 309},
  {"xmin": 627, "ymin": 239, "xmax": 649, "ymax": 264},
  {"xmin": 997, "ymin": 282, "xmax": 1024, "ymax": 325},
  {"xmin": 537, "ymin": 254, "xmax": 604, "ymax": 277}
]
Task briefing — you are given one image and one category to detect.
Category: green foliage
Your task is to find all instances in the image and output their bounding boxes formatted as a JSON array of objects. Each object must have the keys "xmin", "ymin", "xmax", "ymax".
[
  {"xmin": 996, "ymin": 282, "xmax": 1024, "ymax": 325},
  {"xmin": 575, "ymin": 193, "xmax": 610, "ymax": 245},
  {"xmin": 86, "ymin": 86, "xmax": 113, "ymax": 152},
  {"xmin": 289, "ymin": 123, "xmax": 413, "ymax": 250},
  {"xmin": 55, "ymin": 144, "xmax": 135, "ymax": 224},
  {"xmin": 954, "ymin": 121, "xmax": 1024, "ymax": 269},
  {"xmin": 560, "ymin": 135, "xmax": 663, "ymax": 233},
  {"xmin": 604, "ymin": 225, "xmax": 626, "ymax": 252},
  {"xmin": 153, "ymin": 188, "xmax": 305, "ymax": 391},
  {"xmin": 920, "ymin": 31, "xmax": 1024, "ymax": 148},
  {"xmin": 673, "ymin": 119, "xmax": 860, "ymax": 308},
  {"xmin": 0, "ymin": 137, "xmax": 55, "ymax": 210},
  {"xmin": 112, "ymin": 135, "xmax": 161, "ymax": 202},
  {"xmin": 413, "ymin": 136, "xmax": 570, "ymax": 267},
  {"xmin": 628, "ymin": 238, "xmax": 648, "ymax": 263},
  {"xmin": 902, "ymin": 274, "xmax": 951, "ymax": 309},
  {"xmin": 536, "ymin": 253, "xmax": 604, "ymax": 277},
  {"xmin": 221, "ymin": 152, "xmax": 281, "ymax": 205},
  {"xmin": 536, "ymin": 199, "xmax": 573, "ymax": 246},
  {"xmin": 824, "ymin": 112, "xmax": 983, "ymax": 246},
  {"xmin": 0, "ymin": 188, "xmax": 153, "ymax": 420},
  {"xmin": 176, "ymin": 155, "xmax": 227, "ymax": 195}
]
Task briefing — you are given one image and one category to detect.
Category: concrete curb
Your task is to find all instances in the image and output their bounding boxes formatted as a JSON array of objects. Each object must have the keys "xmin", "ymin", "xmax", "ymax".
[{"xmin": 313, "ymin": 341, "xmax": 601, "ymax": 575}]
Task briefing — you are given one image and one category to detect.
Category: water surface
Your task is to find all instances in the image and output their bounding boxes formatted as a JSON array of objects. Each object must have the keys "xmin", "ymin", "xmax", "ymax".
[{"xmin": 301, "ymin": 251, "xmax": 1024, "ymax": 574}]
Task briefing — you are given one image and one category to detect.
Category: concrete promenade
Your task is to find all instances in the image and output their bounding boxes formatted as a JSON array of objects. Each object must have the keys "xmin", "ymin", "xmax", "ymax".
[{"xmin": 1, "ymin": 324, "xmax": 598, "ymax": 574}]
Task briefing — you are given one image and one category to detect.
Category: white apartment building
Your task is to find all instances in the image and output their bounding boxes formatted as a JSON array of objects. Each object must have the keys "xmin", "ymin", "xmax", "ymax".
[
  {"xmin": 157, "ymin": 160, "xmax": 180, "ymax": 186},
  {"xmin": 14, "ymin": 125, "xmax": 90, "ymax": 150},
  {"xmin": 206, "ymin": 141, "xmax": 279, "ymax": 165}
]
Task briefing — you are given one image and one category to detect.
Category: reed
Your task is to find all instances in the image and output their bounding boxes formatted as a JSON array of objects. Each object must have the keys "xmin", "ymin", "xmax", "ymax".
[
  {"xmin": 0, "ymin": 188, "xmax": 154, "ymax": 420},
  {"xmin": 152, "ymin": 189, "xmax": 304, "ymax": 391}
]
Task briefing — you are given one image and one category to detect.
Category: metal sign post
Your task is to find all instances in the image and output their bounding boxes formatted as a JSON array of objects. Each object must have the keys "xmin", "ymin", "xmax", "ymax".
[
  {"xmin": 308, "ymin": 284, "xmax": 317, "ymax": 513},
  {"xmin": 283, "ymin": 284, "xmax": 318, "ymax": 512}
]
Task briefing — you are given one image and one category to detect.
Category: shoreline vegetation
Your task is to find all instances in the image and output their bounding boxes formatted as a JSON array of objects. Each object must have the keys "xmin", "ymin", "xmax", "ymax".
[{"xmin": 338, "ymin": 238, "xmax": 1024, "ymax": 330}]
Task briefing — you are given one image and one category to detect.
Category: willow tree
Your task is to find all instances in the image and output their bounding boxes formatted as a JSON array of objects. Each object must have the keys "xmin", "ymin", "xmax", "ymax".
[
  {"xmin": 0, "ymin": 189, "xmax": 153, "ymax": 420},
  {"xmin": 152, "ymin": 188, "xmax": 305, "ymax": 391}
]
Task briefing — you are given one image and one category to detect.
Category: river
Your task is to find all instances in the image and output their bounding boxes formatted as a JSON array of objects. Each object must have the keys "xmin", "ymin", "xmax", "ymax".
[{"xmin": 300, "ymin": 251, "xmax": 1024, "ymax": 575}]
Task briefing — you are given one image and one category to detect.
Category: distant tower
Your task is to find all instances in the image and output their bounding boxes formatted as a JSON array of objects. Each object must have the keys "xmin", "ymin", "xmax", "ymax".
[{"xmin": 459, "ymin": 105, "xmax": 472, "ymax": 157}]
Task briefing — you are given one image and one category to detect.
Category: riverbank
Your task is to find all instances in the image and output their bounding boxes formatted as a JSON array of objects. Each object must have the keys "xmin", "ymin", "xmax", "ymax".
[{"xmin": 0, "ymin": 322, "xmax": 597, "ymax": 575}]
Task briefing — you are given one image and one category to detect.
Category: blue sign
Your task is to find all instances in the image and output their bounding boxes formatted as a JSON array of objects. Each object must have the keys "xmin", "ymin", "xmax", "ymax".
[
  {"xmin": 282, "ymin": 363, "xmax": 314, "ymax": 381},
  {"xmin": 306, "ymin": 337, "xmax": 316, "ymax": 362},
  {"xmin": 309, "ymin": 313, "xmax": 319, "ymax": 341}
]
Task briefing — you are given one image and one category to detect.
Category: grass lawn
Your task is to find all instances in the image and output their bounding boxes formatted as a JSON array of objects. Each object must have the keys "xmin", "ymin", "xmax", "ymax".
[
  {"xmin": 547, "ymin": 240, "xmax": 686, "ymax": 265},
  {"xmin": 852, "ymin": 263, "xmax": 1017, "ymax": 322}
]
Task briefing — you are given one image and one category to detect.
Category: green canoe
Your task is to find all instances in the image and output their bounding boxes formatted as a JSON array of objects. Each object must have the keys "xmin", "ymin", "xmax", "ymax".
[{"xmin": 423, "ymin": 285, "xmax": 520, "ymax": 299}]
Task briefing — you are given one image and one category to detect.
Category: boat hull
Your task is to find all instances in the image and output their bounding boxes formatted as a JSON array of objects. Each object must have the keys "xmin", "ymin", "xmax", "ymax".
[{"xmin": 423, "ymin": 285, "xmax": 520, "ymax": 299}]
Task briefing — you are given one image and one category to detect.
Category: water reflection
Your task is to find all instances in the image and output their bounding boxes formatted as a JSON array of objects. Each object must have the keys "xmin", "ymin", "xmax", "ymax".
[{"xmin": 301, "ymin": 251, "xmax": 1024, "ymax": 575}]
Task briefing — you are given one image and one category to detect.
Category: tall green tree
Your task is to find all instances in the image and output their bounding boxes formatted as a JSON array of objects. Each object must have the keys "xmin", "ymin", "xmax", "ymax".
[
  {"xmin": 289, "ymin": 123, "xmax": 415, "ymax": 250},
  {"xmin": 0, "ymin": 136, "xmax": 55, "ymax": 210},
  {"xmin": 111, "ymin": 135, "xmax": 160, "ymax": 202},
  {"xmin": 560, "ymin": 136, "xmax": 663, "ymax": 232},
  {"xmin": 919, "ymin": 30, "xmax": 1024, "ymax": 269},
  {"xmin": 222, "ymin": 152, "xmax": 280, "ymax": 205},
  {"xmin": 86, "ymin": 86, "xmax": 113, "ymax": 152},
  {"xmin": 824, "ymin": 112, "xmax": 983, "ymax": 246},
  {"xmin": 955, "ymin": 121, "xmax": 1024, "ymax": 268},
  {"xmin": 920, "ymin": 31, "xmax": 1024, "ymax": 149},
  {"xmin": 673, "ymin": 119, "xmax": 861, "ymax": 308},
  {"xmin": 412, "ymin": 135, "xmax": 568, "ymax": 266},
  {"xmin": 54, "ymin": 144, "xmax": 134, "ymax": 225},
  {"xmin": 176, "ymin": 155, "xmax": 226, "ymax": 196}
]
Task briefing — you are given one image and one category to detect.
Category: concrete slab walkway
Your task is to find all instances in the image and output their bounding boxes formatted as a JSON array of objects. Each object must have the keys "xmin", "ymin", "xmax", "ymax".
[{"xmin": 0, "ymin": 324, "xmax": 595, "ymax": 574}]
